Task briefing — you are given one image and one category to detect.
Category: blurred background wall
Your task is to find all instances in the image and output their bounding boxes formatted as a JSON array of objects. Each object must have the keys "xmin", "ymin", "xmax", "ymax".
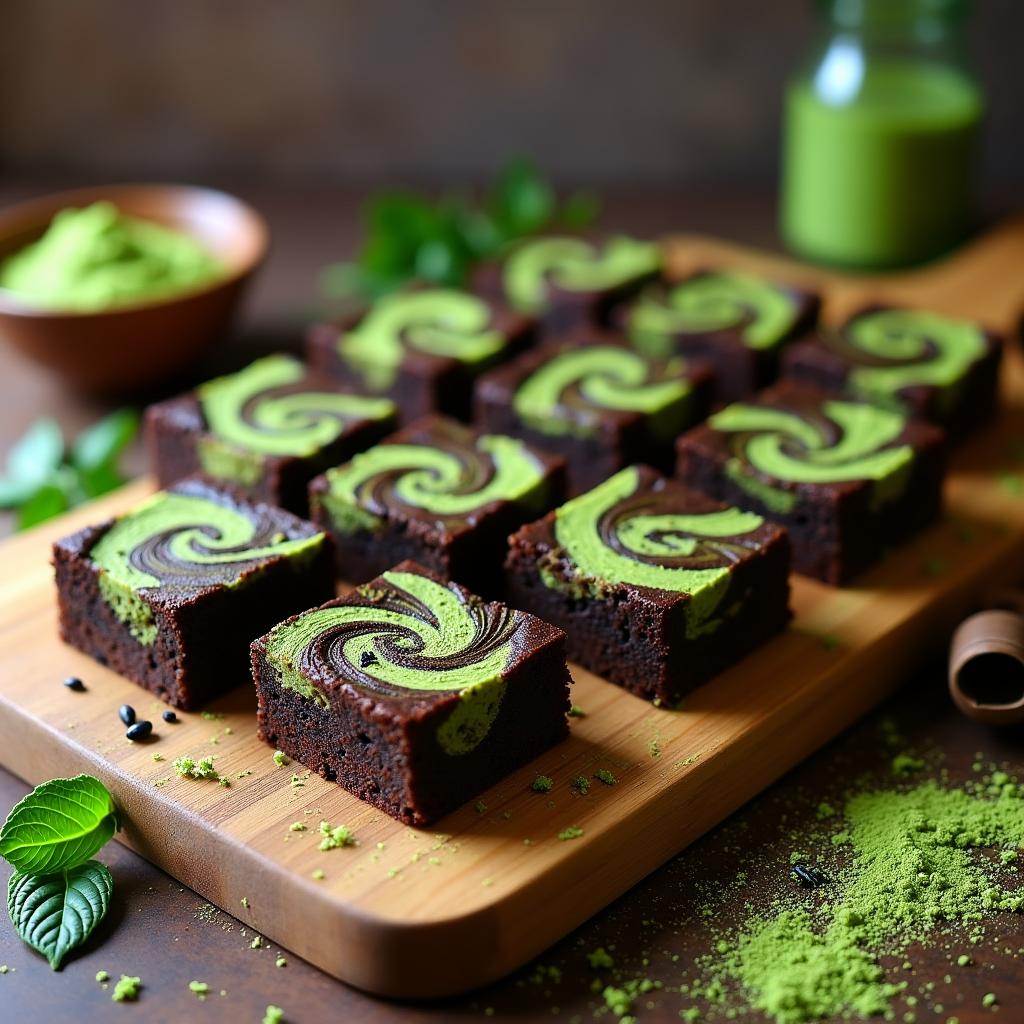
[{"xmin": 1, "ymin": 0, "xmax": 1020, "ymax": 190}]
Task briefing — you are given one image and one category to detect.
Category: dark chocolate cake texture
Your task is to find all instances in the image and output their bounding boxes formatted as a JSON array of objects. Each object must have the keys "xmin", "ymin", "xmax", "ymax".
[
  {"xmin": 253, "ymin": 561, "xmax": 571, "ymax": 825},
  {"xmin": 309, "ymin": 414, "xmax": 564, "ymax": 593},
  {"xmin": 145, "ymin": 353, "xmax": 397, "ymax": 514},
  {"xmin": 54, "ymin": 477, "xmax": 334, "ymax": 709},
  {"xmin": 504, "ymin": 464, "xmax": 790, "ymax": 705}
]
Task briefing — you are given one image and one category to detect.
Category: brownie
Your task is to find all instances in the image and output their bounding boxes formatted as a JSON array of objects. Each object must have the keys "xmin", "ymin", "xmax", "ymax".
[
  {"xmin": 675, "ymin": 379, "xmax": 947, "ymax": 585},
  {"xmin": 618, "ymin": 269, "xmax": 820, "ymax": 403},
  {"xmin": 54, "ymin": 477, "xmax": 335, "ymax": 710},
  {"xmin": 306, "ymin": 287, "xmax": 533, "ymax": 423},
  {"xmin": 308, "ymin": 415, "xmax": 566, "ymax": 596},
  {"xmin": 472, "ymin": 233, "xmax": 662, "ymax": 337},
  {"xmin": 504, "ymin": 465, "xmax": 791, "ymax": 705},
  {"xmin": 145, "ymin": 354, "xmax": 398, "ymax": 516},
  {"xmin": 252, "ymin": 560, "xmax": 571, "ymax": 825},
  {"xmin": 474, "ymin": 334, "xmax": 714, "ymax": 495},
  {"xmin": 781, "ymin": 305, "xmax": 1002, "ymax": 440}
]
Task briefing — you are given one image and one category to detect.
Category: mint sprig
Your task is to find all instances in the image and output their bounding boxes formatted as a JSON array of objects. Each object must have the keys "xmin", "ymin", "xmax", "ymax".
[
  {"xmin": 320, "ymin": 157, "xmax": 599, "ymax": 302},
  {"xmin": 0, "ymin": 410, "xmax": 138, "ymax": 530},
  {"xmin": 0, "ymin": 775, "xmax": 120, "ymax": 969}
]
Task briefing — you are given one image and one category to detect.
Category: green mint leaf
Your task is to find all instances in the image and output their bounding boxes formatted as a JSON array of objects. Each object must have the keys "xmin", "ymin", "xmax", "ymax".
[
  {"xmin": 0, "ymin": 775, "xmax": 118, "ymax": 874},
  {"xmin": 8, "ymin": 860, "xmax": 113, "ymax": 969},
  {"xmin": 6, "ymin": 418, "xmax": 64, "ymax": 487},
  {"xmin": 15, "ymin": 482, "xmax": 69, "ymax": 531},
  {"xmin": 0, "ymin": 475, "xmax": 39, "ymax": 508},
  {"xmin": 493, "ymin": 157, "xmax": 555, "ymax": 237},
  {"xmin": 70, "ymin": 410, "xmax": 138, "ymax": 472},
  {"xmin": 78, "ymin": 463, "xmax": 125, "ymax": 500},
  {"xmin": 560, "ymin": 190, "xmax": 601, "ymax": 229}
]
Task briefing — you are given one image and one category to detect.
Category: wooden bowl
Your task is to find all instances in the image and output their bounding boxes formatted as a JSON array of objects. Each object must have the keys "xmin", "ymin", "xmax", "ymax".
[{"xmin": 0, "ymin": 184, "xmax": 268, "ymax": 395}]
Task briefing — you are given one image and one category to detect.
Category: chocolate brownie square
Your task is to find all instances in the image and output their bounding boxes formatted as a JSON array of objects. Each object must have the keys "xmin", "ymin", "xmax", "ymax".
[
  {"xmin": 252, "ymin": 560, "xmax": 571, "ymax": 825},
  {"xmin": 145, "ymin": 354, "xmax": 398, "ymax": 516},
  {"xmin": 308, "ymin": 415, "xmax": 565, "ymax": 596},
  {"xmin": 781, "ymin": 305, "xmax": 1002, "ymax": 440},
  {"xmin": 306, "ymin": 287, "xmax": 533, "ymax": 423},
  {"xmin": 619, "ymin": 269, "xmax": 820, "ymax": 402},
  {"xmin": 474, "ymin": 335, "xmax": 714, "ymax": 495},
  {"xmin": 472, "ymin": 234, "xmax": 662, "ymax": 337},
  {"xmin": 676, "ymin": 380, "xmax": 947, "ymax": 585},
  {"xmin": 54, "ymin": 477, "xmax": 335, "ymax": 709},
  {"xmin": 504, "ymin": 465, "xmax": 791, "ymax": 705}
]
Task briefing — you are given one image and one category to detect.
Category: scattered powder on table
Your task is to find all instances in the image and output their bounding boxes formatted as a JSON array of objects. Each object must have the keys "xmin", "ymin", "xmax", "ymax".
[{"xmin": 683, "ymin": 777, "xmax": 1024, "ymax": 1023}]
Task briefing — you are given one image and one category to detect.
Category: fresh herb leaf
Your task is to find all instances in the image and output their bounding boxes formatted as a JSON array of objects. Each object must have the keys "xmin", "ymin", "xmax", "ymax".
[
  {"xmin": 7, "ymin": 860, "xmax": 113, "ymax": 969},
  {"xmin": 320, "ymin": 157, "xmax": 599, "ymax": 302},
  {"xmin": 7, "ymin": 418, "xmax": 63, "ymax": 485},
  {"xmin": 15, "ymin": 482, "xmax": 70, "ymax": 530},
  {"xmin": 70, "ymin": 409, "xmax": 138, "ymax": 473},
  {"xmin": 0, "ymin": 775, "xmax": 119, "ymax": 874}
]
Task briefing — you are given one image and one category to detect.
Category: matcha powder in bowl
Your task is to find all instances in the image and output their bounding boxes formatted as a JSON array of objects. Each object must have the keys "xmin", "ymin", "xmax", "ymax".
[{"xmin": 0, "ymin": 200, "xmax": 223, "ymax": 312}]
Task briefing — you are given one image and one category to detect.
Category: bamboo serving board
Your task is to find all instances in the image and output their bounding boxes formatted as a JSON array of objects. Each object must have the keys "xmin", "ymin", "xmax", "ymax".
[{"xmin": 2, "ymin": 225, "xmax": 1024, "ymax": 999}]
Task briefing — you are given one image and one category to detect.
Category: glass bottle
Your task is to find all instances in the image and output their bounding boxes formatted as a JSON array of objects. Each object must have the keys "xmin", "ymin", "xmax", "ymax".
[{"xmin": 780, "ymin": 0, "xmax": 983, "ymax": 269}]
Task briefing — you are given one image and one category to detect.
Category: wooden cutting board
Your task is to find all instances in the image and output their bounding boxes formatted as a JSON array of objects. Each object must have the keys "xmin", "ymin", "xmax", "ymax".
[{"xmin": 2, "ymin": 224, "xmax": 1024, "ymax": 999}]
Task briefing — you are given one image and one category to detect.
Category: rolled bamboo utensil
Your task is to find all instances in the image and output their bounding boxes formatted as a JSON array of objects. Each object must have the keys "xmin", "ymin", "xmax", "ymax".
[{"xmin": 949, "ymin": 596, "xmax": 1024, "ymax": 724}]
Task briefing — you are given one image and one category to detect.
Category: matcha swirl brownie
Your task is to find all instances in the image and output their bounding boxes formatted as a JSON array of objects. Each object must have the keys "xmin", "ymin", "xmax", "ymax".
[
  {"xmin": 145, "ymin": 354, "xmax": 398, "ymax": 516},
  {"xmin": 676, "ymin": 379, "xmax": 947, "ymax": 584},
  {"xmin": 54, "ymin": 477, "xmax": 335, "ymax": 709},
  {"xmin": 252, "ymin": 560, "xmax": 571, "ymax": 825},
  {"xmin": 306, "ymin": 287, "xmax": 533, "ymax": 423},
  {"xmin": 308, "ymin": 415, "xmax": 565, "ymax": 595},
  {"xmin": 472, "ymin": 234, "xmax": 662, "ymax": 336},
  {"xmin": 504, "ymin": 465, "xmax": 790, "ymax": 704},
  {"xmin": 474, "ymin": 335, "xmax": 713, "ymax": 494},
  {"xmin": 619, "ymin": 269, "xmax": 820, "ymax": 402},
  {"xmin": 782, "ymin": 305, "xmax": 1002, "ymax": 440}
]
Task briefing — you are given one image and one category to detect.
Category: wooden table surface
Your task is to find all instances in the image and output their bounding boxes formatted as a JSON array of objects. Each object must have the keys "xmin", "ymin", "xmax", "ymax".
[{"xmin": 0, "ymin": 183, "xmax": 1020, "ymax": 1022}]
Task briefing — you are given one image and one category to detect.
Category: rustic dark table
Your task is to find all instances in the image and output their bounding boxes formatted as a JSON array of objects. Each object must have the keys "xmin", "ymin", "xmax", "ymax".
[{"xmin": 0, "ymin": 184, "xmax": 1020, "ymax": 1023}]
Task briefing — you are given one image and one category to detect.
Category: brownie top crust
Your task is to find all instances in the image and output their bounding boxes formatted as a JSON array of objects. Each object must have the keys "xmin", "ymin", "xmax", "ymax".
[
  {"xmin": 311, "ymin": 414, "xmax": 560, "ymax": 533},
  {"xmin": 499, "ymin": 234, "xmax": 661, "ymax": 315},
  {"xmin": 513, "ymin": 465, "xmax": 783, "ymax": 622},
  {"xmin": 797, "ymin": 305, "xmax": 999, "ymax": 407},
  {"xmin": 258, "ymin": 561, "xmax": 564, "ymax": 746},
  {"xmin": 331, "ymin": 288, "xmax": 525, "ymax": 388},
  {"xmin": 61, "ymin": 476, "xmax": 326, "ymax": 607},
  {"xmin": 478, "ymin": 338, "xmax": 706, "ymax": 441},
  {"xmin": 625, "ymin": 269, "xmax": 816, "ymax": 358},
  {"xmin": 154, "ymin": 353, "xmax": 397, "ymax": 471},
  {"xmin": 688, "ymin": 379, "xmax": 943, "ymax": 507}
]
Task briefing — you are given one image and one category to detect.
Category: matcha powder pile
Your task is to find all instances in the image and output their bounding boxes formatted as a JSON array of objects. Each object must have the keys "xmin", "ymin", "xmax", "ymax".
[{"xmin": 693, "ymin": 779, "xmax": 1024, "ymax": 1023}]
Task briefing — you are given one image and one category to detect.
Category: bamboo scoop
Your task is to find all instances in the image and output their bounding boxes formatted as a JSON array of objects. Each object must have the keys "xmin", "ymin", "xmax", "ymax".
[{"xmin": 949, "ymin": 591, "xmax": 1024, "ymax": 724}]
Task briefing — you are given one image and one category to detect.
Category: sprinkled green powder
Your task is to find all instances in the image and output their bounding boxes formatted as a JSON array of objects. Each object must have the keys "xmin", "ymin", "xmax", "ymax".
[
  {"xmin": 891, "ymin": 752, "xmax": 926, "ymax": 775},
  {"xmin": 318, "ymin": 820, "xmax": 356, "ymax": 850},
  {"xmin": 594, "ymin": 768, "xmax": 618, "ymax": 786},
  {"xmin": 188, "ymin": 980, "xmax": 211, "ymax": 999},
  {"xmin": 311, "ymin": 869, "xmax": 325, "ymax": 880},
  {"xmin": 95, "ymin": 970, "xmax": 109, "ymax": 984},
  {"xmin": 700, "ymin": 780, "xmax": 1024, "ymax": 1023},
  {"xmin": 112, "ymin": 975, "xmax": 142, "ymax": 1002},
  {"xmin": 263, "ymin": 1007, "xmax": 285, "ymax": 1024},
  {"xmin": 273, "ymin": 750, "xmax": 288, "ymax": 767},
  {"xmin": 532, "ymin": 775, "xmax": 554, "ymax": 793},
  {"xmin": 568, "ymin": 704, "xmax": 587, "ymax": 717},
  {"xmin": 289, "ymin": 821, "xmax": 307, "ymax": 832},
  {"xmin": 572, "ymin": 775, "xmax": 591, "ymax": 795},
  {"xmin": 586, "ymin": 947, "xmax": 615, "ymax": 970},
  {"xmin": 558, "ymin": 825, "xmax": 584, "ymax": 841}
]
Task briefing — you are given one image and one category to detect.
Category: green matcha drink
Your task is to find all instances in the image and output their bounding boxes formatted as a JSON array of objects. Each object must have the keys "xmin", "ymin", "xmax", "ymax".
[
  {"xmin": 781, "ymin": 0, "xmax": 983, "ymax": 269},
  {"xmin": 0, "ymin": 201, "xmax": 222, "ymax": 311}
]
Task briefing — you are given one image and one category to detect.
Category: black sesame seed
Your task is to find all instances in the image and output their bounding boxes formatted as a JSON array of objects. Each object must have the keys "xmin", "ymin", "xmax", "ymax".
[
  {"xmin": 125, "ymin": 721, "xmax": 152, "ymax": 742},
  {"xmin": 360, "ymin": 651, "xmax": 379, "ymax": 668},
  {"xmin": 118, "ymin": 704, "xmax": 137, "ymax": 726},
  {"xmin": 162, "ymin": 710, "xmax": 178, "ymax": 723},
  {"xmin": 791, "ymin": 862, "xmax": 828, "ymax": 889},
  {"xmin": 63, "ymin": 676, "xmax": 85, "ymax": 691}
]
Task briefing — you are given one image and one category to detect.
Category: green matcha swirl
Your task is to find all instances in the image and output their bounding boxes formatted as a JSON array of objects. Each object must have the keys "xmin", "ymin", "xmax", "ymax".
[
  {"xmin": 504, "ymin": 235, "xmax": 660, "ymax": 314},
  {"xmin": 513, "ymin": 345, "xmax": 692, "ymax": 440},
  {"xmin": 837, "ymin": 308, "xmax": 988, "ymax": 408},
  {"xmin": 628, "ymin": 271, "xmax": 799, "ymax": 357},
  {"xmin": 265, "ymin": 570, "xmax": 525, "ymax": 753},
  {"xmin": 319, "ymin": 432, "xmax": 548, "ymax": 533},
  {"xmin": 549, "ymin": 466, "xmax": 765, "ymax": 635},
  {"xmin": 197, "ymin": 354, "xmax": 395, "ymax": 459},
  {"xmin": 91, "ymin": 488, "xmax": 322, "ymax": 592},
  {"xmin": 709, "ymin": 399, "xmax": 914, "ymax": 510},
  {"xmin": 338, "ymin": 290, "xmax": 507, "ymax": 390}
]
